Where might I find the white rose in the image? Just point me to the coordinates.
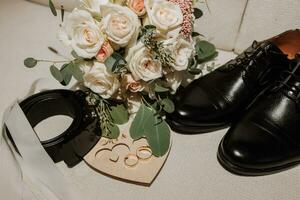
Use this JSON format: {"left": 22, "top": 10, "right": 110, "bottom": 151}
{"left": 145, "top": 0, "right": 183, "bottom": 37}
{"left": 100, "top": 3, "right": 140, "bottom": 48}
{"left": 83, "top": 62, "right": 120, "bottom": 99}
{"left": 164, "top": 71, "right": 182, "bottom": 94}
{"left": 166, "top": 37, "right": 194, "bottom": 71}
{"left": 58, "top": 8, "right": 105, "bottom": 58}
{"left": 126, "top": 42, "right": 162, "bottom": 81}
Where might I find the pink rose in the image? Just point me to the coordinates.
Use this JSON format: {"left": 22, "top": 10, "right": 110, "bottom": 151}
{"left": 127, "top": 0, "right": 146, "bottom": 16}
{"left": 96, "top": 41, "right": 114, "bottom": 62}
{"left": 122, "top": 74, "right": 145, "bottom": 92}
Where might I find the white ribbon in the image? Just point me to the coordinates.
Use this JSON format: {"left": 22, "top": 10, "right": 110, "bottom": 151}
{"left": 0, "top": 79, "right": 85, "bottom": 200}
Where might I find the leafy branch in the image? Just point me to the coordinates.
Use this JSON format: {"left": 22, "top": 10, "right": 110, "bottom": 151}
{"left": 140, "top": 25, "right": 174, "bottom": 66}
{"left": 86, "top": 91, "right": 129, "bottom": 139}
{"left": 188, "top": 39, "right": 218, "bottom": 75}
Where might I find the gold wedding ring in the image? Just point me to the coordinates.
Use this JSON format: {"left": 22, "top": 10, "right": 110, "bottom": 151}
{"left": 124, "top": 154, "right": 139, "bottom": 167}
{"left": 136, "top": 146, "right": 152, "bottom": 161}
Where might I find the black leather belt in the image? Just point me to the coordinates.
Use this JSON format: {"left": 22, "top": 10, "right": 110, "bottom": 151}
{"left": 7, "top": 89, "right": 101, "bottom": 167}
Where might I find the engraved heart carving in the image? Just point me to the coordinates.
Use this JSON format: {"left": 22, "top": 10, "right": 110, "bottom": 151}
{"left": 84, "top": 121, "right": 171, "bottom": 185}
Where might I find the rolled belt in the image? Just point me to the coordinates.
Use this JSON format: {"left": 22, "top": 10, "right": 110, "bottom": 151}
{"left": 7, "top": 89, "right": 102, "bottom": 167}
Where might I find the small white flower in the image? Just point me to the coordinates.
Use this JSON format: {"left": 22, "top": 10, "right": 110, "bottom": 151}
{"left": 126, "top": 42, "right": 162, "bottom": 81}
{"left": 83, "top": 62, "right": 120, "bottom": 99}
{"left": 145, "top": 0, "right": 183, "bottom": 37}
{"left": 166, "top": 37, "right": 194, "bottom": 71}
{"left": 100, "top": 3, "right": 141, "bottom": 48}
{"left": 58, "top": 8, "right": 105, "bottom": 58}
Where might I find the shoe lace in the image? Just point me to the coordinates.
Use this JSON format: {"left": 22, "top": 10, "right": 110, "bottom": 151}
{"left": 219, "top": 41, "right": 266, "bottom": 72}
{"left": 271, "top": 57, "right": 300, "bottom": 103}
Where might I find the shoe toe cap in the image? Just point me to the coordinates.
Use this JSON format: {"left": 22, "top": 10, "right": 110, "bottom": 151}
{"left": 172, "top": 86, "right": 220, "bottom": 121}
{"left": 219, "top": 121, "right": 289, "bottom": 171}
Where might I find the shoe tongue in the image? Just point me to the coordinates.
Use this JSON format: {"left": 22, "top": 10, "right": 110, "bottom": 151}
{"left": 263, "top": 41, "right": 286, "bottom": 56}
{"left": 243, "top": 41, "right": 286, "bottom": 59}
{"left": 262, "top": 41, "right": 285, "bottom": 55}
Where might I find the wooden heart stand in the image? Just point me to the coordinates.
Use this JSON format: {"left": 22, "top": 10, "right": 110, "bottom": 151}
{"left": 84, "top": 121, "right": 172, "bottom": 185}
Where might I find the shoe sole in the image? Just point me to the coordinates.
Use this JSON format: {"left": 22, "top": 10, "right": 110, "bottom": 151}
{"left": 167, "top": 118, "right": 230, "bottom": 134}
{"left": 217, "top": 139, "right": 300, "bottom": 176}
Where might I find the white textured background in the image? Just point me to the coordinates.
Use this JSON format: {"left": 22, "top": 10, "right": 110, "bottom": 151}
{"left": 0, "top": 0, "right": 299, "bottom": 200}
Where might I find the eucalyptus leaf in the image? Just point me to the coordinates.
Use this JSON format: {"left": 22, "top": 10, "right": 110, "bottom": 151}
{"left": 188, "top": 56, "right": 202, "bottom": 75}
{"left": 129, "top": 104, "right": 155, "bottom": 140}
{"left": 192, "top": 32, "right": 205, "bottom": 38}
{"left": 191, "top": 32, "right": 200, "bottom": 37}
{"left": 60, "top": 64, "right": 72, "bottom": 86}
{"left": 104, "top": 55, "right": 116, "bottom": 71}
{"left": 48, "top": 46, "right": 58, "bottom": 54}
{"left": 144, "top": 117, "right": 170, "bottom": 157}
{"left": 61, "top": 5, "right": 64, "bottom": 22}
{"left": 49, "top": 0, "right": 57, "bottom": 16}
{"left": 24, "top": 58, "right": 37, "bottom": 68}
{"left": 71, "top": 50, "right": 80, "bottom": 59}
{"left": 188, "top": 68, "right": 202, "bottom": 75}
{"left": 195, "top": 40, "right": 218, "bottom": 63}
{"left": 161, "top": 98, "right": 175, "bottom": 113}
{"left": 154, "top": 84, "right": 169, "bottom": 93}
{"left": 70, "top": 62, "right": 84, "bottom": 82}
{"left": 193, "top": 8, "right": 203, "bottom": 19}
{"left": 103, "top": 123, "right": 120, "bottom": 139}
{"left": 110, "top": 104, "right": 129, "bottom": 125}
{"left": 50, "top": 65, "right": 63, "bottom": 82}
{"left": 105, "top": 52, "right": 127, "bottom": 74}
{"left": 151, "top": 102, "right": 159, "bottom": 110}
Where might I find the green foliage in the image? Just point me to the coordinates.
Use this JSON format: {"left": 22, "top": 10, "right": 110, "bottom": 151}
{"left": 71, "top": 50, "right": 81, "bottom": 59}
{"left": 60, "top": 63, "right": 72, "bottom": 85}
{"left": 103, "top": 123, "right": 120, "bottom": 139}
{"left": 144, "top": 116, "right": 170, "bottom": 157}
{"left": 48, "top": 46, "right": 58, "bottom": 54}
{"left": 110, "top": 104, "right": 129, "bottom": 125}
{"left": 191, "top": 32, "right": 201, "bottom": 37}
{"left": 69, "top": 61, "right": 84, "bottom": 82}
{"left": 188, "top": 56, "right": 202, "bottom": 75}
{"left": 49, "top": 0, "right": 57, "bottom": 16}
{"left": 130, "top": 103, "right": 171, "bottom": 157}
{"left": 140, "top": 25, "right": 174, "bottom": 66}
{"left": 195, "top": 40, "right": 218, "bottom": 63}
{"left": 130, "top": 104, "right": 154, "bottom": 140}
{"left": 24, "top": 58, "right": 38, "bottom": 68}
{"left": 50, "top": 65, "right": 63, "bottom": 82}
{"left": 86, "top": 92, "right": 125, "bottom": 139}
{"left": 105, "top": 52, "right": 127, "bottom": 74}
{"left": 193, "top": 8, "right": 203, "bottom": 19}
{"left": 154, "top": 84, "right": 169, "bottom": 93}
{"left": 188, "top": 40, "right": 218, "bottom": 75}
{"left": 61, "top": 5, "right": 65, "bottom": 22}
{"left": 161, "top": 98, "right": 175, "bottom": 113}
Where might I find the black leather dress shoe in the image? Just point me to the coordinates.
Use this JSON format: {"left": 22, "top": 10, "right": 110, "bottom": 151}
{"left": 167, "top": 30, "right": 300, "bottom": 134}
{"left": 218, "top": 57, "right": 300, "bottom": 175}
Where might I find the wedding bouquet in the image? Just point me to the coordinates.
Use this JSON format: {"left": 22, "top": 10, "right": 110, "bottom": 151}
{"left": 24, "top": 0, "right": 218, "bottom": 157}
